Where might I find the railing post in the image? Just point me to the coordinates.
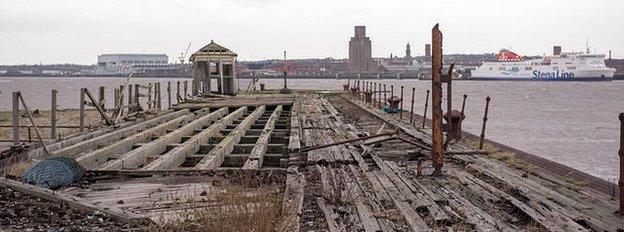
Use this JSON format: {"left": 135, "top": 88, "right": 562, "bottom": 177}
{"left": 184, "top": 80, "right": 188, "bottom": 101}
{"left": 167, "top": 81, "right": 172, "bottom": 108}
{"left": 373, "top": 83, "right": 377, "bottom": 108}
{"left": 128, "top": 84, "right": 133, "bottom": 109}
{"left": 12, "top": 92, "right": 20, "bottom": 145}
{"left": 51, "top": 90, "right": 58, "bottom": 140}
{"left": 383, "top": 84, "right": 387, "bottom": 108}
{"left": 479, "top": 96, "right": 491, "bottom": 150}
{"left": 410, "top": 87, "right": 415, "bottom": 124}
{"left": 79, "top": 88, "right": 85, "bottom": 132}
{"left": 422, "top": 90, "right": 429, "bottom": 128}
{"left": 399, "top": 86, "right": 404, "bottom": 120}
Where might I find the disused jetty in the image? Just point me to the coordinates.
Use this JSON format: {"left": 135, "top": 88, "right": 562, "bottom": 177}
{"left": 1, "top": 26, "right": 623, "bottom": 231}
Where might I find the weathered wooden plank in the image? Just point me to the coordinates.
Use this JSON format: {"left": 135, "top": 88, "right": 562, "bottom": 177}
{"left": 243, "top": 105, "right": 283, "bottom": 169}
{"left": 277, "top": 166, "right": 306, "bottom": 231}
{"left": 101, "top": 108, "right": 228, "bottom": 170}
{"left": 48, "top": 109, "right": 190, "bottom": 158}
{"left": 142, "top": 107, "right": 247, "bottom": 170}
{"left": 0, "top": 177, "right": 150, "bottom": 225}
{"left": 194, "top": 106, "right": 266, "bottom": 169}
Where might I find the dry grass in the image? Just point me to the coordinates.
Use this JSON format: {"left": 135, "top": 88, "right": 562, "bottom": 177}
{"left": 489, "top": 151, "right": 535, "bottom": 174}
{"left": 149, "top": 182, "right": 283, "bottom": 232}
{"left": 0, "top": 156, "right": 33, "bottom": 179}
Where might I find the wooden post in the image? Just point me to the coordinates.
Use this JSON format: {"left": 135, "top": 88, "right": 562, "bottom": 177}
{"left": 113, "top": 88, "right": 119, "bottom": 110}
{"left": 460, "top": 94, "right": 467, "bottom": 116}
{"left": 79, "top": 88, "right": 85, "bottom": 132}
{"left": 184, "top": 80, "right": 188, "bottom": 101}
{"left": 431, "top": 24, "right": 444, "bottom": 176}
{"left": 410, "top": 87, "right": 415, "bottom": 124}
{"left": 167, "top": 81, "right": 172, "bottom": 108}
{"left": 176, "top": 81, "right": 181, "bottom": 104}
{"left": 12, "top": 92, "right": 20, "bottom": 145}
{"left": 479, "top": 97, "right": 491, "bottom": 150}
{"left": 18, "top": 94, "right": 49, "bottom": 154}
{"left": 147, "top": 83, "right": 153, "bottom": 109}
{"left": 98, "top": 86, "right": 105, "bottom": 111}
{"left": 156, "top": 82, "right": 162, "bottom": 110}
{"left": 399, "top": 86, "right": 404, "bottom": 119}
{"left": 422, "top": 90, "right": 430, "bottom": 128}
{"left": 128, "top": 84, "right": 133, "bottom": 109}
{"left": 84, "top": 89, "right": 113, "bottom": 126}
{"left": 619, "top": 113, "right": 624, "bottom": 215}
{"left": 51, "top": 90, "right": 58, "bottom": 140}
{"left": 134, "top": 84, "right": 140, "bottom": 111}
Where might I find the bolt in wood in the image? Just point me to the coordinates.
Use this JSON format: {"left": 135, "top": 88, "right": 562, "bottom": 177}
{"left": 479, "top": 96, "right": 491, "bottom": 150}
{"left": 410, "top": 87, "right": 415, "bottom": 124}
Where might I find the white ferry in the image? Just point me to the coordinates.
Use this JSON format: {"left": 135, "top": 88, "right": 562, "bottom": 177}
{"left": 471, "top": 48, "right": 614, "bottom": 81}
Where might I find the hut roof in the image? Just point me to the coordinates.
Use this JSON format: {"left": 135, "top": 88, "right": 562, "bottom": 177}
{"left": 190, "top": 40, "right": 237, "bottom": 62}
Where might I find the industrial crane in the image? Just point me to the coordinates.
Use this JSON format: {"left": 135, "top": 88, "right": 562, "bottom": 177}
{"left": 178, "top": 42, "right": 191, "bottom": 65}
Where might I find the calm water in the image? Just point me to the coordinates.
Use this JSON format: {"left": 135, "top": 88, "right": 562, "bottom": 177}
{"left": 1, "top": 76, "right": 623, "bottom": 181}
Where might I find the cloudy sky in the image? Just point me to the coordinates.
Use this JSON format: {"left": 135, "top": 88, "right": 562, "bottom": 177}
{"left": 1, "top": 0, "right": 623, "bottom": 64}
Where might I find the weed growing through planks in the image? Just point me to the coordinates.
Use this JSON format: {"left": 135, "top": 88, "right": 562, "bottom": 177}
{"left": 149, "top": 179, "right": 282, "bottom": 232}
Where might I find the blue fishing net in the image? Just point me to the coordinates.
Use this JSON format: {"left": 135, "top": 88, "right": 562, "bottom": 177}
{"left": 22, "top": 157, "right": 85, "bottom": 190}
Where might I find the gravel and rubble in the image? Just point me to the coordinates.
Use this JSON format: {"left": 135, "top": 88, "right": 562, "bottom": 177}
{"left": 0, "top": 187, "right": 144, "bottom": 232}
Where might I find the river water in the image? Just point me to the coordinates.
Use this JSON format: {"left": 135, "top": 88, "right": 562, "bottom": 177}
{"left": 1, "top": 76, "right": 623, "bottom": 181}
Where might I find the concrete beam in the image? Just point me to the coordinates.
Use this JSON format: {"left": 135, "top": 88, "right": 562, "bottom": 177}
{"left": 143, "top": 107, "right": 248, "bottom": 170}
{"left": 100, "top": 108, "right": 228, "bottom": 170}
{"left": 195, "top": 106, "right": 266, "bottom": 169}
{"left": 48, "top": 110, "right": 190, "bottom": 158}
{"left": 243, "top": 105, "right": 283, "bottom": 169}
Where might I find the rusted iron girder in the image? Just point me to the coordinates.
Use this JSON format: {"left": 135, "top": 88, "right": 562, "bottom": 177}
{"left": 479, "top": 96, "right": 491, "bottom": 149}
{"left": 431, "top": 24, "right": 444, "bottom": 176}
{"left": 298, "top": 132, "right": 397, "bottom": 153}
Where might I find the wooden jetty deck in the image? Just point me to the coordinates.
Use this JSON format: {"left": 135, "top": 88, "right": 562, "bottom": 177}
{"left": 3, "top": 91, "right": 621, "bottom": 231}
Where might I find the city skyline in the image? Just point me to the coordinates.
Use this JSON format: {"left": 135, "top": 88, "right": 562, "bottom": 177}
{"left": 1, "top": 0, "right": 623, "bottom": 64}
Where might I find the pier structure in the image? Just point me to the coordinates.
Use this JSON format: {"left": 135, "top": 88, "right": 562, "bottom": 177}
{"left": 190, "top": 40, "right": 238, "bottom": 95}
{"left": 1, "top": 26, "right": 623, "bottom": 231}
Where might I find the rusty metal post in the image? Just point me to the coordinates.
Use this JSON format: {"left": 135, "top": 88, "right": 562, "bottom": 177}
{"left": 410, "top": 87, "right": 415, "bottom": 124}
{"left": 51, "top": 90, "right": 57, "bottom": 140}
{"left": 12, "top": 92, "right": 20, "bottom": 145}
{"left": 79, "top": 88, "right": 85, "bottom": 132}
{"left": 431, "top": 24, "right": 444, "bottom": 176}
{"left": 390, "top": 85, "right": 394, "bottom": 99}
{"left": 373, "top": 83, "right": 377, "bottom": 107}
{"left": 383, "top": 84, "right": 387, "bottom": 108}
{"left": 461, "top": 94, "right": 467, "bottom": 116}
{"left": 479, "top": 96, "right": 491, "bottom": 150}
{"left": 399, "top": 86, "right": 404, "bottom": 120}
{"left": 618, "top": 113, "right": 624, "bottom": 214}
{"left": 422, "top": 90, "right": 430, "bottom": 128}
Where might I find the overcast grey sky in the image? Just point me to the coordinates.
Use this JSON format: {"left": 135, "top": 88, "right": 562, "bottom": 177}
{"left": 1, "top": 0, "right": 623, "bottom": 64}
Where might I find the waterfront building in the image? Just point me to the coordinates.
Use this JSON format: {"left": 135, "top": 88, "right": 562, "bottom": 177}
{"left": 348, "top": 26, "right": 374, "bottom": 73}
{"left": 96, "top": 54, "right": 169, "bottom": 75}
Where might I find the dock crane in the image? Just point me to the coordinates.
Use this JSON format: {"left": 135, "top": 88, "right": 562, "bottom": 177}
{"left": 179, "top": 42, "right": 192, "bottom": 65}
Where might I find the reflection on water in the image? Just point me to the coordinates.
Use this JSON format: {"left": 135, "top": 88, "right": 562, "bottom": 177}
{"left": 1, "top": 76, "right": 623, "bottom": 181}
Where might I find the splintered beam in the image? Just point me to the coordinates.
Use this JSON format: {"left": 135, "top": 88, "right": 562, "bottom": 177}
{"left": 143, "top": 107, "right": 248, "bottom": 170}
{"left": 431, "top": 24, "right": 444, "bottom": 176}
{"left": 195, "top": 106, "right": 266, "bottom": 169}
{"left": 100, "top": 107, "right": 228, "bottom": 170}
{"left": 243, "top": 105, "right": 283, "bottom": 169}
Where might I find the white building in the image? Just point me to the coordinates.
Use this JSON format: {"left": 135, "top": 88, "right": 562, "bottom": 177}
{"left": 96, "top": 54, "right": 168, "bottom": 75}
